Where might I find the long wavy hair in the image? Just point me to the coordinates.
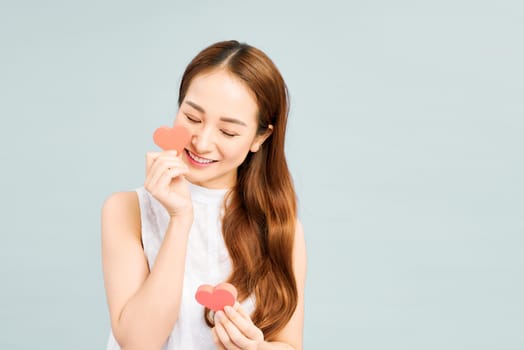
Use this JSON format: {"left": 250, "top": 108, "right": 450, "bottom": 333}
{"left": 177, "top": 40, "right": 298, "bottom": 340}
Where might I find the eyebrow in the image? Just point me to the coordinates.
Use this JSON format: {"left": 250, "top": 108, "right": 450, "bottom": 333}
{"left": 185, "top": 100, "right": 247, "bottom": 127}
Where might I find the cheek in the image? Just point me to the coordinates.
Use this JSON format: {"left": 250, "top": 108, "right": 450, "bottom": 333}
{"left": 173, "top": 113, "right": 188, "bottom": 127}
{"left": 221, "top": 140, "right": 252, "bottom": 161}
{"left": 173, "top": 114, "right": 199, "bottom": 136}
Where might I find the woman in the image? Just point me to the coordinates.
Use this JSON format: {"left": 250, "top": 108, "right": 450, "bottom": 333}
{"left": 101, "top": 40, "right": 307, "bottom": 350}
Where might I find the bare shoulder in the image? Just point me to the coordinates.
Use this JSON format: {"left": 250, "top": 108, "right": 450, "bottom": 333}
{"left": 102, "top": 191, "right": 140, "bottom": 220}
{"left": 101, "top": 191, "right": 141, "bottom": 241}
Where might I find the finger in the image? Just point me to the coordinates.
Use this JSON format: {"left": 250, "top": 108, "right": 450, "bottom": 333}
{"left": 215, "top": 311, "right": 248, "bottom": 349}
{"left": 146, "top": 150, "right": 178, "bottom": 174}
{"left": 146, "top": 152, "right": 161, "bottom": 174}
{"left": 214, "top": 316, "right": 242, "bottom": 350}
{"left": 211, "top": 327, "right": 226, "bottom": 350}
{"left": 157, "top": 166, "right": 189, "bottom": 189}
{"left": 146, "top": 157, "right": 187, "bottom": 188}
{"left": 163, "top": 150, "right": 179, "bottom": 159}
{"left": 224, "top": 305, "right": 262, "bottom": 341}
{"left": 146, "top": 152, "right": 169, "bottom": 185}
{"left": 233, "top": 302, "right": 250, "bottom": 321}
{"left": 145, "top": 161, "right": 178, "bottom": 189}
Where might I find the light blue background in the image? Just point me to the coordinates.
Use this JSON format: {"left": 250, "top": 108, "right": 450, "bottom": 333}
{"left": 1, "top": 1, "right": 523, "bottom": 349}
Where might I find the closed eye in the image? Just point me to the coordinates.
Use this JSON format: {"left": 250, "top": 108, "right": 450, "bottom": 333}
{"left": 185, "top": 114, "right": 201, "bottom": 123}
{"left": 221, "top": 130, "right": 238, "bottom": 137}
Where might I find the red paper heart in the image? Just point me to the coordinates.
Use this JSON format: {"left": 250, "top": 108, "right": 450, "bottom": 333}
{"left": 195, "top": 283, "right": 238, "bottom": 311}
{"left": 153, "top": 125, "right": 191, "bottom": 153}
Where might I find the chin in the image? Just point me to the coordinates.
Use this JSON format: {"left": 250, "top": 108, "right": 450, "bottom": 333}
{"left": 186, "top": 171, "right": 236, "bottom": 189}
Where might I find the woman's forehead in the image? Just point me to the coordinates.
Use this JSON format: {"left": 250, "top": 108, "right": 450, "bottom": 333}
{"left": 184, "top": 70, "right": 259, "bottom": 125}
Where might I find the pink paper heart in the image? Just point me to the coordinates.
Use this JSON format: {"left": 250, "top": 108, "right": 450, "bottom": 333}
{"left": 153, "top": 125, "right": 191, "bottom": 153}
{"left": 195, "top": 283, "right": 238, "bottom": 311}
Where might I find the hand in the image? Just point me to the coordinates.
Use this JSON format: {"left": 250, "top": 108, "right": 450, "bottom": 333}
{"left": 212, "top": 302, "right": 265, "bottom": 350}
{"left": 144, "top": 150, "right": 192, "bottom": 218}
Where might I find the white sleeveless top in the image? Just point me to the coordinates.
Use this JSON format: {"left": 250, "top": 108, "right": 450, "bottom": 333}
{"left": 106, "top": 182, "right": 256, "bottom": 350}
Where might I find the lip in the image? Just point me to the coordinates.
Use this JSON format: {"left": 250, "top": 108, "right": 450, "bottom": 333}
{"left": 185, "top": 149, "right": 217, "bottom": 168}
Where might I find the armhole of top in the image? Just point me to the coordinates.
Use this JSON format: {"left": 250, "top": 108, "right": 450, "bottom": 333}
{"left": 129, "top": 189, "right": 144, "bottom": 251}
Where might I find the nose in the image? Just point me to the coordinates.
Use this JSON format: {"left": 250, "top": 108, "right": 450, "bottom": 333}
{"left": 191, "top": 126, "right": 215, "bottom": 154}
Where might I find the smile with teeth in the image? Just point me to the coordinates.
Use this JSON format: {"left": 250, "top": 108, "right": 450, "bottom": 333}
{"left": 186, "top": 149, "right": 217, "bottom": 164}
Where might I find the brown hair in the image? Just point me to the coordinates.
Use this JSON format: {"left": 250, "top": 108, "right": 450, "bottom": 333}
{"left": 178, "top": 40, "right": 298, "bottom": 340}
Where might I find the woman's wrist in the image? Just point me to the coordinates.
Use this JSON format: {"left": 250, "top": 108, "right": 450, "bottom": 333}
{"left": 168, "top": 210, "right": 194, "bottom": 228}
{"left": 169, "top": 205, "right": 193, "bottom": 218}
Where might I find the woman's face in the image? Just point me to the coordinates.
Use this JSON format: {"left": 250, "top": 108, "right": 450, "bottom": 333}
{"left": 174, "top": 69, "right": 271, "bottom": 189}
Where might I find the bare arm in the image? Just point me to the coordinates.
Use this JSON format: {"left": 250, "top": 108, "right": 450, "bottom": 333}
{"left": 101, "top": 191, "right": 193, "bottom": 350}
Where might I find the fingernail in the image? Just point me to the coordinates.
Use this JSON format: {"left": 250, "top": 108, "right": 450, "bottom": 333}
{"left": 224, "top": 305, "right": 232, "bottom": 314}
{"left": 215, "top": 311, "right": 223, "bottom": 321}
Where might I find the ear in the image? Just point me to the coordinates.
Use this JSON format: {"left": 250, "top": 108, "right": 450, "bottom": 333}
{"left": 250, "top": 125, "right": 273, "bottom": 152}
